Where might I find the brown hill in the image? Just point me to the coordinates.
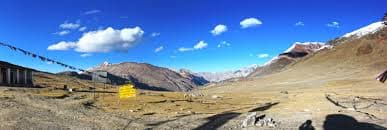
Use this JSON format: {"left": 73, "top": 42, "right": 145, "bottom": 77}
{"left": 248, "top": 42, "right": 329, "bottom": 77}
{"left": 89, "top": 62, "right": 208, "bottom": 92}
{"left": 197, "top": 23, "right": 387, "bottom": 129}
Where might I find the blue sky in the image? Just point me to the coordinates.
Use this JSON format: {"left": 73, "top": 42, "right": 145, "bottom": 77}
{"left": 0, "top": 0, "right": 386, "bottom": 73}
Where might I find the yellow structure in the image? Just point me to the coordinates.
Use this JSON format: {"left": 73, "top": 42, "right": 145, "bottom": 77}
{"left": 119, "top": 84, "right": 136, "bottom": 99}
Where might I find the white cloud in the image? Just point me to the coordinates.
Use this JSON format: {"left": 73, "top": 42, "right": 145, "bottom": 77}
{"left": 240, "top": 18, "right": 262, "bottom": 28}
{"left": 211, "top": 24, "right": 227, "bottom": 36}
{"left": 178, "top": 47, "right": 194, "bottom": 52}
{"left": 55, "top": 30, "right": 70, "bottom": 36}
{"left": 48, "top": 27, "right": 144, "bottom": 53}
{"left": 217, "top": 41, "right": 231, "bottom": 48}
{"left": 154, "top": 46, "right": 164, "bottom": 53}
{"left": 258, "top": 53, "right": 269, "bottom": 58}
{"left": 60, "top": 21, "right": 80, "bottom": 30}
{"left": 80, "top": 53, "right": 92, "bottom": 57}
{"left": 295, "top": 21, "right": 305, "bottom": 26}
{"left": 194, "top": 41, "right": 208, "bottom": 49}
{"left": 327, "top": 21, "right": 340, "bottom": 28}
{"left": 83, "top": 10, "right": 100, "bottom": 15}
{"left": 47, "top": 41, "right": 76, "bottom": 51}
{"left": 178, "top": 40, "right": 208, "bottom": 52}
{"left": 78, "top": 27, "right": 87, "bottom": 32}
{"left": 151, "top": 32, "right": 160, "bottom": 37}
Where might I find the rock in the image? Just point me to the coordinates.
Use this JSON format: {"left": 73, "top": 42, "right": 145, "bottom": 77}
{"left": 280, "top": 91, "right": 288, "bottom": 94}
{"left": 255, "top": 121, "right": 263, "bottom": 127}
{"left": 184, "top": 93, "right": 204, "bottom": 98}
{"left": 254, "top": 115, "right": 278, "bottom": 128}
{"left": 267, "top": 121, "right": 276, "bottom": 128}
{"left": 211, "top": 95, "right": 221, "bottom": 99}
{"left": 241, "top": 113, "right": 279, "bottom": 128}
{"left": 241, "top": 112, "right": 257, "bottom": 128}
{"left": 187, "top": 111, "right": 195, "bottom": 114}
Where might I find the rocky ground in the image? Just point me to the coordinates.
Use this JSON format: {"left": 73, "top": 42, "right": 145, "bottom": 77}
{"left": 0, "top": 72, "right": 386, "bottom": 130}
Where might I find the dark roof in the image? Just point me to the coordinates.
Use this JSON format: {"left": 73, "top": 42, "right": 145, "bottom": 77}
{"left": 0, "top": 61, "right": 34, "bottom": 70}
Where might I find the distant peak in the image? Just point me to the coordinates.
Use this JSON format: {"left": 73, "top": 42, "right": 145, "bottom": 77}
{"left": 100, "top": 61, "right": 112, "bottom": 67}
{"left": 247, "top": 64, "right": 258, "bottom": 69}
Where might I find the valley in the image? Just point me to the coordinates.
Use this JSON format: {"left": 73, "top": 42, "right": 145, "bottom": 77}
{"left": 1, "top": 20, "right": 386, "bottom": 129}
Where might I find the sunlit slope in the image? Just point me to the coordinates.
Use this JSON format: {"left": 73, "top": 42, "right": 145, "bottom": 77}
{"left": 202, "top": 26, "right": 387, "bottom": 94}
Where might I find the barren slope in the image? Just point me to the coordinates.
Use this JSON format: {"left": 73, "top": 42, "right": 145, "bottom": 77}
{"left": 195, "top": 25, "right": 387, "bottom": 129}
{"left": 90, "top": 62, "right": 208, "bottom": 92}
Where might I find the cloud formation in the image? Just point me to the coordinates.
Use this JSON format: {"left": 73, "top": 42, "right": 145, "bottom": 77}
{"left": 151, "top": 32, "right": 161, "bottom": 37}
{"left": 258, "top": 53, "right": 269, "bottom": 58}
{"left": 83, "top": 10, "right": 101, "bottom": 15}
{"left": 78, "top": 27, "right": 87, "bottom": 32}
{"left": 80, "top": 53, "right": 92, "bottom": 57}
{"left": 211, "top": 24, "right": 227, "bottom": 36}
{"left": 154, "top": 46, "right": 164, "bottom": 53}
{"left": 240, "top": 18, "right": 262, "bottom": 28}
{"left": 48, "top": 27, "right": 144, "bottom": 53}
{"left": 59, "top": 21, "right": 80, "bottom": 30}
{"left": 217, "top": 41, "right": 231, "bottom": 48}
{"left": 178, "top": 40, "right": 208, "bottom": 52}
{"left": 327, "top": 21, "right": 340, "bottom": 28}
{"left": 47, "top": 41, "right": 76, "bottom": 51}
{"left": 295, "top": 21, "right": 305, "bottom": 26}
{"left": 54, "top": 30, "right": 70, "bottom": 36}
{"left": 194, "top": 41, "right": 208, "bottom": 49}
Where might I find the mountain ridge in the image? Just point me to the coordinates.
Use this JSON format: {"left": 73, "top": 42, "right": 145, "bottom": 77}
{"left": 88, "top": 62, "right": 209, "bottom": 91}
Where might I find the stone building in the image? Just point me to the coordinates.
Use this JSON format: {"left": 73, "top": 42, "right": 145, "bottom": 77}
{"left": 0, "top": 61, "right": 34, "bottom": 87}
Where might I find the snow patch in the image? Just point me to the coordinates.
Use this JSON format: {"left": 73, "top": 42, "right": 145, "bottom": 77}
{"left": 284, "top": 42, "right": 325, "bottom": 53}
{"left": 264, "top": 56, "right": 279, "bottom": 66}
{"left": 264, "top": 42, "right": 331, "bottom": 67}
{"left": 343, "top": 21, "right": 385, "bottom": 38}
{"left": 101, "top": 61, "right": 112, "bottom": 67}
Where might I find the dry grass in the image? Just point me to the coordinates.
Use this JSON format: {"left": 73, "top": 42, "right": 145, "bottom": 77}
{"left": 1, "top": 29, "right": 385, "bottom": 129}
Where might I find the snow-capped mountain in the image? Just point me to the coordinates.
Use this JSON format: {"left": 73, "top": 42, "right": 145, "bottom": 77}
{"left": 264, "top": 42, "right": 330, "bottom": 66}
{"left": 100, "top": 61, "right": 112, "bottom": 67}
{"left": 249, "top": 42, "right": 331, "bottom": 77}
{"left": 342, "top": 21, "right": 385, "bottom": 38}
{"left": 194, "top": 64, "right": 258, "bottom": 82}
{"left": 284, "top": 42, "right": 329, "bottom": 53}
{"left": 328, "top": 21, "right": 386, "bottom": 46}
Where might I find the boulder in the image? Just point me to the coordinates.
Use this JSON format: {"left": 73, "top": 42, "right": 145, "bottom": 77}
{"left": 241, "top": 112, "right": 257, "bottom": 128}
